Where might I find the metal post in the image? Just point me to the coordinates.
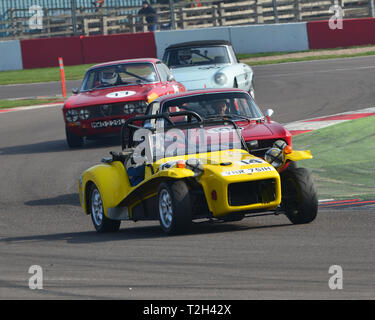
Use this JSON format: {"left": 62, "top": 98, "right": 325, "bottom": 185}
{"left": 71, "top": 0, "right": 77, "bottom": 35}
{"left": 272, "top": 0, "right": 279, "bottom": 23}
{"left": 169, "top": 0, "right": 176, "bottom": 30}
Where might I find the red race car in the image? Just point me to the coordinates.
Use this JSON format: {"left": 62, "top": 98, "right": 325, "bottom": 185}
{"left": 62, "top": 58, "right": 186, "bottom": 147}
{"left": 145, "top": 88, "right": 292, "bottom": 164}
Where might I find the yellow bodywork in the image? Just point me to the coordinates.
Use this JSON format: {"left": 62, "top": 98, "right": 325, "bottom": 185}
{"left": 79, "top": 148, "right": 312, "bottom": 220}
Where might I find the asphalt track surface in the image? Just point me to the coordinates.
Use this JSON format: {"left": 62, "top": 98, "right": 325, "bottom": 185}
{"left": 0, "top": 57, "right": 374, "bottom": 299}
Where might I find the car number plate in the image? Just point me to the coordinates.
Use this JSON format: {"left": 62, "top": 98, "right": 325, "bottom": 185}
{"left": 91, "top": 118, "right": 126, "bottom": 129}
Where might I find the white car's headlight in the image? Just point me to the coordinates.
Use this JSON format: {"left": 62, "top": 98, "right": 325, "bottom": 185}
{"left": 214, "top": 72, "right": 227, "bottom": 86}
{"left": 66, "top": 109, "right": 78, "bottom": 122}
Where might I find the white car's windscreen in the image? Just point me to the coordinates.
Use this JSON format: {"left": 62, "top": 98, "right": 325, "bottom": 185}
{"left": 164, "top": 46, "right": 230, "bottom": 68}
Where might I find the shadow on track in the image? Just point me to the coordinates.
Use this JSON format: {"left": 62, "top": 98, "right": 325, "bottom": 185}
{"left": 24, "top": 193, "right": 80, "bottom": 207}
{"left": 0, "top": 137, "right": 121, "bottom": 155}
{"left": 0, "top": 222, "right": 291, "bottom": 244}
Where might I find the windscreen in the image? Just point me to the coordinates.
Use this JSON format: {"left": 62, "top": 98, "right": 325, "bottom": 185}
{"left": 164, "top": 46, "right": 230, "bottom": 68}
{"left": 161, "top": 92, "right": 263, "bottom": 123}
{"left": 81, "top": 62, "right": 158, "bottom": 91}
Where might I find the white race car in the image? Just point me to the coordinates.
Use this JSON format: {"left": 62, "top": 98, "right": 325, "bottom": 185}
{"left": 163, "top": 40, "right": 254, "bottom": 98}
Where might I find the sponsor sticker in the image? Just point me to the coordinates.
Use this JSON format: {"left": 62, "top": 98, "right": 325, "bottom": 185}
{"left": 106, "top": 91, "right": 136, "bottom": 98}
{"left": 221, "top": 166, "right": 274, "bottom": 176}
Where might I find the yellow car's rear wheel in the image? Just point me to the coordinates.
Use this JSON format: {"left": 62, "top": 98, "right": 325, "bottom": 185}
{"left": 90, "top": 185, "right": 120, "bottom": 233}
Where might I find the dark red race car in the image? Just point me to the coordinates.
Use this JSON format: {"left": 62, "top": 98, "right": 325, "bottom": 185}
{"left": 62, "top": 58, "right": 186, "bottom": 147}
{"left": 145, "top": 88, "right": 292, "bottom": 162}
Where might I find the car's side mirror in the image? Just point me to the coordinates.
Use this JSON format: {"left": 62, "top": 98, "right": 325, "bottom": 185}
{"left": 72, "top": 88, "right": 79, "bottom": 94}
{"left": 167, "top": 74, "right": 175, "bottom": 82}
{"left": 265, "top": 109, "right": 274, "bottom": 117}
{"left": 265, "top": 109, "right": 274, "bottom": 123}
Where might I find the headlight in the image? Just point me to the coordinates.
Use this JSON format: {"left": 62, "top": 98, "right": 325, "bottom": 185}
{"left": 273, "top": 140, "right": 287, "bottom": 150}
{"left": 265, "top": 147, "right": 284, "bottom": 168}
{"left": 214, "top": 72, "right": 227, "bottom": 86}
{"left": 79, "top": 109, "right": 90, "bottom": 120}
{"left": 124, "top": 103, "right": 135, "bottom": 114}
{"left": 65, "top": 109, "right": 78, "bottom": 122}
{"left": 186, "top": 158, "right": 204, "bottom": 176}
{"left": 137, "top": 101, "right": 148, "bottom": 114}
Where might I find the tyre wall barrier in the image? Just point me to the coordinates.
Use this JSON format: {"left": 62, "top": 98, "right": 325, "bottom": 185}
{"left": 19, "top": 32, "right": 157, "bottom": 70}
{"left": 0, "top": 40, "right": 23, "bottom": 71}
{"left": 307, "top": 18, "right": 375, "bottom": 49}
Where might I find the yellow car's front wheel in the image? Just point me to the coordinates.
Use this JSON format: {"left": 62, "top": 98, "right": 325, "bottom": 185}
{"left": 158, "top": 181, "right": 192, "bottom": 234}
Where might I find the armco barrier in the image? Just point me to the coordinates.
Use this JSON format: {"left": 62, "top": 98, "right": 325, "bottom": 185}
{"left": 20, "top": 36, "right": 83, "bottom": 69}
{"left": 81, "top": 32, "right": 156, "bottom": 64}
{"left": 307, "top": 18, "right": 375, "bottom": 50}
{"left": 229, "top": 23, "right": 309, "bottom": 54}
{"left": 0, "top": 40, "right": 23, "bottom": 71}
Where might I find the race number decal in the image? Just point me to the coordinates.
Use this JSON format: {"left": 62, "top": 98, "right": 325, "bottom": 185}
{"left": 106, "top": 91, "right": 136, "bottom": 98}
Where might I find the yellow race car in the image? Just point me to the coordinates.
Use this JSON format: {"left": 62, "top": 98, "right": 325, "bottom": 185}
{"left": 79, "top": 111, "right": 318, "bottom": 234}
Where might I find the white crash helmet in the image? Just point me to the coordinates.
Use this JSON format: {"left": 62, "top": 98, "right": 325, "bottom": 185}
{"left": 101, "top": 70, "right": 118, "bottom": 85}
{"left": 178, "top": 49, "right": 192, "bottom": 65}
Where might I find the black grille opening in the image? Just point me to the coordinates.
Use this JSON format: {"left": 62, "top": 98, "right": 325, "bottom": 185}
{"left": 248, "top": 139, "right": 279, "bottom": 158}
{"left": 228, "top": 179, "right": 276, "bottom": 206}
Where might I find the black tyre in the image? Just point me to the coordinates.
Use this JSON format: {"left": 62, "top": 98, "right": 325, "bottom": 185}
{"left": 66, "top": 127, "right": 84, "bottom": 148}
{"left": 89, "top": 185, "right": 121, "bottom": 233}
{"left": 281, "top": 167, "right": 318, "bottom": 224}
{"left": 158, "top": 181, "right": 192, "bottom": 234}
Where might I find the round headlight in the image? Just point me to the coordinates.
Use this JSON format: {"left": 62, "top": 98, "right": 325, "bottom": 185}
{"left": 79, "top": 109, "right": 90, "bottom": 120}
{"left": 214, "top": 73, "right": 227, "bottom": 86}
{"left": 273, "top": 140, "right": 287, "bottom": 150}
{"left": 66, "top": 109, "right": 78, "bottom": 122}
{"left": 265, "top": 147, "right": 284, "bottom": 168}
{"left": 124, "top": 103, "right": 135, "bottom": 115}
{"left": 137, "top": 101, "right": 148, "bottom": 114}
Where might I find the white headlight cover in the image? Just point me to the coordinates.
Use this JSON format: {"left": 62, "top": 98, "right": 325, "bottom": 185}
{"left": 265, "top": 147, "right": 284, "bottom": 168}
{"left": 273, "top": 140, "right": 287, "bottom": 150}
{"left": 79, "top": 109, "right": 90, "bottom": 120}
{"left": 124, "top": 103, "right": 135, "bottom": 115}
{"left": 214, "top": 72, "right": 227, "bottom": 86}
{"left": 66, "top": 109, "right": 78, "bottom": 122}
{"left": 137, "top": 101, "right": 148, "bottom": 114}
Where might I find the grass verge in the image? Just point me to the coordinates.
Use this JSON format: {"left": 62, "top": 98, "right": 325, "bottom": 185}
{"left": 0, "top": 64, "right": 94, "bottom": 85}
{"left": 292, "top": 116, "right": 375, "bottom": 200}
{"left": 0, "top": 98, "right": 64, "bottom": 109}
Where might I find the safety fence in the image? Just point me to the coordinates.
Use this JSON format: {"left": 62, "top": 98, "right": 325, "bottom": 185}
{"left": 0, "top": 0, "right": 374, "bottom": 39}
{"left": 2, "top": 16, "right": 375, "bottom": 71}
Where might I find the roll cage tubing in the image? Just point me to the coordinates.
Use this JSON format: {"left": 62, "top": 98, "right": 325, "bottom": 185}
{"left": 120, "top": 110, "right": 250, "bottom": 153}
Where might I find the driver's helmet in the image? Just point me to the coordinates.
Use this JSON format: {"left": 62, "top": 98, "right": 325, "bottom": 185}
{"left": 178, "top": 49, "right": 192, "bottom": 65}
{"left": 100, "top": 69, "right": 118, "bottom": 85}
{"left": 212, "top": 100, "right": 228, "bottom": 115}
